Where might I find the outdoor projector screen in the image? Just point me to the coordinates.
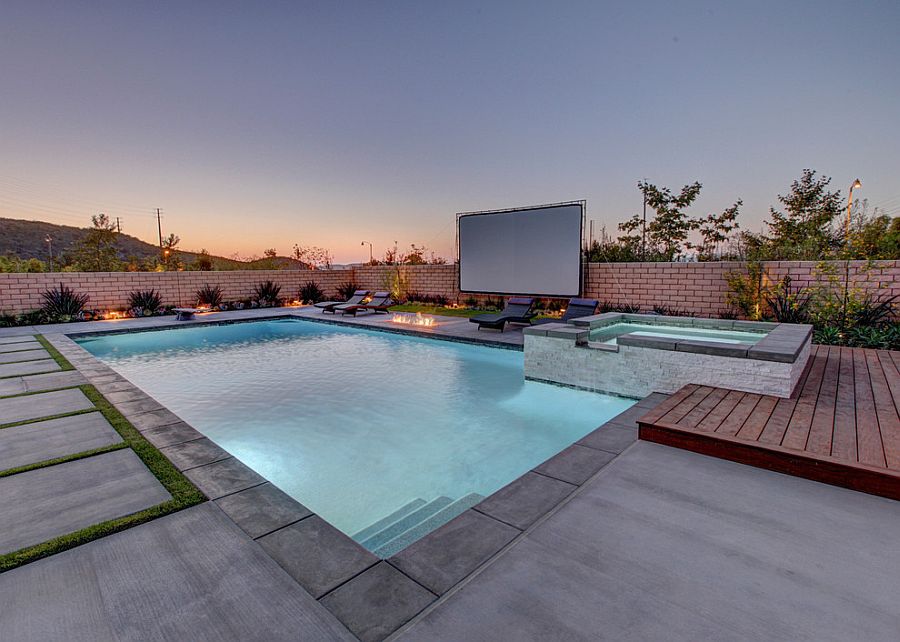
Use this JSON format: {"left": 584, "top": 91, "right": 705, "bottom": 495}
{"left": 458, "top": 202, "right": 584, "bottom": 297}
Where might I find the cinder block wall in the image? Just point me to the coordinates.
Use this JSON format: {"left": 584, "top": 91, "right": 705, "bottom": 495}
{"left": 1, "top": 260, "right": 897, "bottom": 317}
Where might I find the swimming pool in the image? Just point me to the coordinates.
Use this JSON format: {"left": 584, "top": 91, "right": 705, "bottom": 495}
{"left": 589, "top": 322, "right": 767, "bottom": 345}
{"left": 78, "top": 319, "right": 633, "bottom": 556}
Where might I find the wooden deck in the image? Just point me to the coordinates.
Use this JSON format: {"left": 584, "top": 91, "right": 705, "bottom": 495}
{"left": 638, "top": 345, "right": 900, "bottom": 500}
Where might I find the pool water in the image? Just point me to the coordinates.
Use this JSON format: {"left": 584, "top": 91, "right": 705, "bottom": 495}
{"left": 78, "top": 319, "right": 633, "bottom": 556}
{"left": 590, "top": 322, "right": 767, "bottom": 346}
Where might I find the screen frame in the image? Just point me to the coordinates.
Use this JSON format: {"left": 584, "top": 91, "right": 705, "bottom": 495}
{"left": 455, "top": 200, "right": 586, "bottom": 298}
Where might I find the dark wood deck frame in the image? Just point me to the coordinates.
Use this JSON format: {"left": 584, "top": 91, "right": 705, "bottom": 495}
{"left": 638, "top": 345, "right": 900, "bottom": 501}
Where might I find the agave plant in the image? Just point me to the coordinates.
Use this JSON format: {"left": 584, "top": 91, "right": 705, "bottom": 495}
{"left": 849, "top": 294, "right": 897, "bottom": 329}
{"left": 253, "top": 280, "right": 282, "bottom": 306}
{"left": 40, "top": 283, "right": 89, "bottom": 322}
{"left": 196, "top": 284, "right": 224, "bottom": 307}
{"left": 299, "top": 281, "right": 325, "bottom": 304}
{"left": 337, "top": 281, "right": 361, "bottom": 300}
{"left": 128, "top": 289, "right": 163, "bottom": 315}
{"left": 763, "top": 276, "right": 810, "bottom": 324}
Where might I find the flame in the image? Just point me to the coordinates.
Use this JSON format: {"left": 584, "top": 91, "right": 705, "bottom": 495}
{"left": 391, "top": 312, "right": 435, "bottom": 327}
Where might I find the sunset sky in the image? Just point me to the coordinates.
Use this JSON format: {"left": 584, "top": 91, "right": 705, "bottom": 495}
{"left": 1, "top": 1, "right": 899, "bottom": 263}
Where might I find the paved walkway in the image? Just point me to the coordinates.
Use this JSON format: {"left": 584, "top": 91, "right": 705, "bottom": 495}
{"left": 400, "top": 441, "right": 900, "bottom": 641}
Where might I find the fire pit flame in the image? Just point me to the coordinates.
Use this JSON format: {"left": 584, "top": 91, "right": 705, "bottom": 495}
{"left": 391, "top": 312, "right": 435, "bottom": 327}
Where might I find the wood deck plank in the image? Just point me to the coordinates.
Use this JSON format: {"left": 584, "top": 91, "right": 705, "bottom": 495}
{"left": 735, "top": 396, "right": 778, "bottom": 441}
{"left": 716, "top": 393, "right": 761, "bottom": 436}
{"left": 867, "top": 351, "right": 900, "bottom": 470}
{"left": 878, "top": 350, "right": 900, "bottom": 414}
{"left": 678, "top": 388, "right": 730, "bottom": 430}
{"left": 696, "top": 390, "right": 744, "bottom": 432}
{"left": 638, "top": 384, "right": 699, "bottom": 425}
{"left": 831, "top": 347, "right": 858, "bottom": 462}
{"left": 756, "top": 350, "right": 817, "bottom": 445}
{"left": 781, "top": 346, "right": 828, "bottom": 451}
{"left": 658, "top": 386, "right": 715, "bottom": 425}
{"left": 853, "top": 348, "right": 886, "bottom": 468}
{"left": 806, "top": 346, "right": 840, "bottom": 456}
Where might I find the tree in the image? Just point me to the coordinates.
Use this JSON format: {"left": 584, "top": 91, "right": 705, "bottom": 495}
{"left": 160, "top": 233, "right": 182, "bottom": 271}
{"left": 690, "top": 200, "right": 742, "bottom": 261}
{"left": 292, "top": 244, "right": 332, "bottom": 269}
{"left": 846, "top": 201, "right": 900, "bottom": 259}
{"left": 73, "top": 214, "right": 120, "bottom": 271}
{"left": 766, "top": 169, "right": 842, "bottom": 259}
{"left": 193, "top": 249, "right": 213, "bottom": 271}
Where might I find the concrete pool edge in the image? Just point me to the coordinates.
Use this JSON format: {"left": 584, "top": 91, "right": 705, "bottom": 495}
{"left": 38, "top": 314, "right": 667, "bottom": 641}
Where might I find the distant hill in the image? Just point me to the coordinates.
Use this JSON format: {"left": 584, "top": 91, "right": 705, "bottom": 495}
{"left": 0, "top": 217, "right": 309, "bottom": 270}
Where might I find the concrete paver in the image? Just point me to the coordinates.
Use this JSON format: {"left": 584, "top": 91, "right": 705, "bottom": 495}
{"left": 0, "top": 412, "right": 122, "bottom": 471}
{"left": 0, "top": 449, "right": 171, "bottom": 554}
{"left": 0, "top": 387, "right": 94, "bottom": 425}
{"left": 0, "top": 503, "right": 354, "bottom": 641}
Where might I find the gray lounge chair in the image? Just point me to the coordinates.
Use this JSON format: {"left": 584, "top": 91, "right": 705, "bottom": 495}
{"left": 532, "top": 298, "right": 599, "bottom": 325}
{"left": 314, "top": 290, "right": 369, "bottom": 314}
{"left": 338, "top": 291, "right": 393, "bottom": 316}
{"left": 469, "top": 297, "right": 537, "bottom": 332}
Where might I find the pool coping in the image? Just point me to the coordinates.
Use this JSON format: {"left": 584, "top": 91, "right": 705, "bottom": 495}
{"left": 42, "top": 315, "right": 665, "bottom": 641}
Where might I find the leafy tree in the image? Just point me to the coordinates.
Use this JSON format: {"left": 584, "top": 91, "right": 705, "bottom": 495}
{"left": 193, "top": 249, "right": 213, "bottom": 271}
{"left": 690, "top": 200, "right": 741, "bottom": 261}
{"left": 73, "top": 214, "right": 121, "bottom": 271}
{"left": 160, "top": 233, "right": 182, "bottom": 270}
{"left": 292, "top": 244, "right": 332, "bottom": 269}
{"left": 846, "top": 200, "right": 900, "bottom": 259}
{"left": 766, "top": 169, "right": 842, "bottom": 259}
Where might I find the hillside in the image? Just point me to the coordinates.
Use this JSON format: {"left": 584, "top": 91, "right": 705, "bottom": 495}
{"left": 0, "top": 217, "right": 308, "bottom": 270}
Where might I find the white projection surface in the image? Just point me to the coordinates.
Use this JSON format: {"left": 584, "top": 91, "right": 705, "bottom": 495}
{"left": 458, "top": 203, "right": 583, "bottom": 296}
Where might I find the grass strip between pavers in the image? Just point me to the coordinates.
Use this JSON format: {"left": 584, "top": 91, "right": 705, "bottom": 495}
{"left": 33, "top": 334, "right": 76, "bottom": 371}
{"left": 0, "top": 337, "right": 206, "bottom": 573}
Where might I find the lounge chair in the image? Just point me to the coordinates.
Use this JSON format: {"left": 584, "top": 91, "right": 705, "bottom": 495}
{"left": 338, "top": 291, "right": 393, "bottom": 316}
{"left": 173, "top": 307, "right": 200, "bottom": 321}
{"left": 469, "top": 297, "right": 536, "bottom": 332}
{"left": 314, "top": 290, "right": 369, "bottom": 314}
{"left": 532, "top": 298, "right": 599, "bottom": 325}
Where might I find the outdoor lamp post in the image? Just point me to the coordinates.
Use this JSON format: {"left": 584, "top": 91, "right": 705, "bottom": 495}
{"left": 361, "top": 240, "right": 373, "bottom": 263}
{"left": 846, "top": 178, "right": 862, "bottom": 240}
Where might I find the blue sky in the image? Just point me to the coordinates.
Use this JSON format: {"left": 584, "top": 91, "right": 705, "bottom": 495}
{"left": 1, "top": 1, "right": 898, "bottom": 262}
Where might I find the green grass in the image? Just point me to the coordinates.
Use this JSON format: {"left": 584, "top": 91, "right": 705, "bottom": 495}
{"left": 33, "top": 334, "right": 75, "bottom": 371}
{"left": 0, "top": 336, "right": 205, "bottom": 573}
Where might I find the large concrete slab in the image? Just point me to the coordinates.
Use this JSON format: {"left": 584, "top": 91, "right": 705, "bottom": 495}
{"left": 0, "top": 449, "right": 171, "bottom": 554}
{"left": 0, "top": 411, "right": 122, "bottom": 471}
{"left": 0, "top": 387, "right": 94, "bottom": 425}
{"left": 0, "top": 340, "right": 40, "bottom": 353}
{"left": 0, "top": 503, "right": 353, "bottom": 641}
{"left": 0, "top": 348, "right": 49, "bottom": 364}
{"left": 401, "top": 442, "right": 900, "bottom": 641}
{"left": 0, "top": 359, "right": 60, "bottom": 378}
{"left": 0, "top": 335, "right": 37, "bottom": 345}
{"left": 22, "top": 369, "right": 88, "bottom": 392}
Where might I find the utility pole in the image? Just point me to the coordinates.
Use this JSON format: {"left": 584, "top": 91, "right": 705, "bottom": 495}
{"left": 156, "top": 208, "right": 164, "bottom": 257}
{"left": 641, "top": 179, "right": 647, "bottom": 261}
{"left": 45, "top": 235, "right": 54, "bottom": 272}
{"left": 116, "top": 217, "right": 121, "bottom": 233}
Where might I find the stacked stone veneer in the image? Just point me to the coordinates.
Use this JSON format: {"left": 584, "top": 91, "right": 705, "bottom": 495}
{"left": 524, "top": 315, "right": 812, "bottom": 399}
{"left": 1, "top": 259, "right": 898, "bottom": 316}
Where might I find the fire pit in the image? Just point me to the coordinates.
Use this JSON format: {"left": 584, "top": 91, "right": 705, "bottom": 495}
{"left": 390, "top": 312, "right": 436, "bottom": 327}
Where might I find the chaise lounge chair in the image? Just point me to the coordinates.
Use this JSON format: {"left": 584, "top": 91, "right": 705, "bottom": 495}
{"left": 531, "top": 298, "right": 599, "bottom": 325}
{"left": 338, "top": 291, "right": 393, "bottom": 316}
{"left": 314, "top": 290, "right": 369, "bottom": 314}
{"left": 469, "top": 297, "right": 537, "bottom": 332}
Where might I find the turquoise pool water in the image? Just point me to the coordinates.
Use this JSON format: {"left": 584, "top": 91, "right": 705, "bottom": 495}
{"left": 78, "top": 319, "right": 633, "bottom": 556}
{"left": 590, "top": 322, "right": 767, "bottom": 345}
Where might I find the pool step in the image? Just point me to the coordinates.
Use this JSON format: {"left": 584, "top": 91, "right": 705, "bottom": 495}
{"left": 360, "top": 496, "right": 454, "bottom": 550}
{"left": 352, "top": 498, "right": 427, "bottom": 542}
{"left": 373, "top": 492, "right": 486, "bottom": 559}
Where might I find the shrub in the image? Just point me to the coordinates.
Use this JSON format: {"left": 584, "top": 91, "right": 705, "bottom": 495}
{"left": 763, "top": 276, "right": 810, "bottom": 324}
{"left": 725, "top": 261, "right": 765, "bottom": 320}
{"left": 0, "top": 312, "right": 16, "bottom": 327}
{"left": 337, "top": 281, "right": 361, "bottom": 300}
{"left": 848, "top": 294, "right": 896, "bottom": 328}
{"left": 814, "top": 326, "right": 845, "bottom": 346}
{"left": 299, "top": 281, "right": 325, "bottom": 304}
{"left": 40, "top": 283, "right": 89, "bottom": 322}
{"left": 128, "top": 289, "right": 163, "bottom": 315}
{"left": 717, "top": 309, "right": 739, "bottom": 320}
{"left": 196, "top": 284, "right": 223, "bottom": 307}
{"left": 652, "top": 304, "right": 690, "bottom": 317}
{"left": 464, "top": 296, "right": 478, "bottom": 308}
{"left": 846, "top": 326, "right": 892, "bottom": 349}
{"left": 253, "top": 280, "right": 282, "bottom": 306}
